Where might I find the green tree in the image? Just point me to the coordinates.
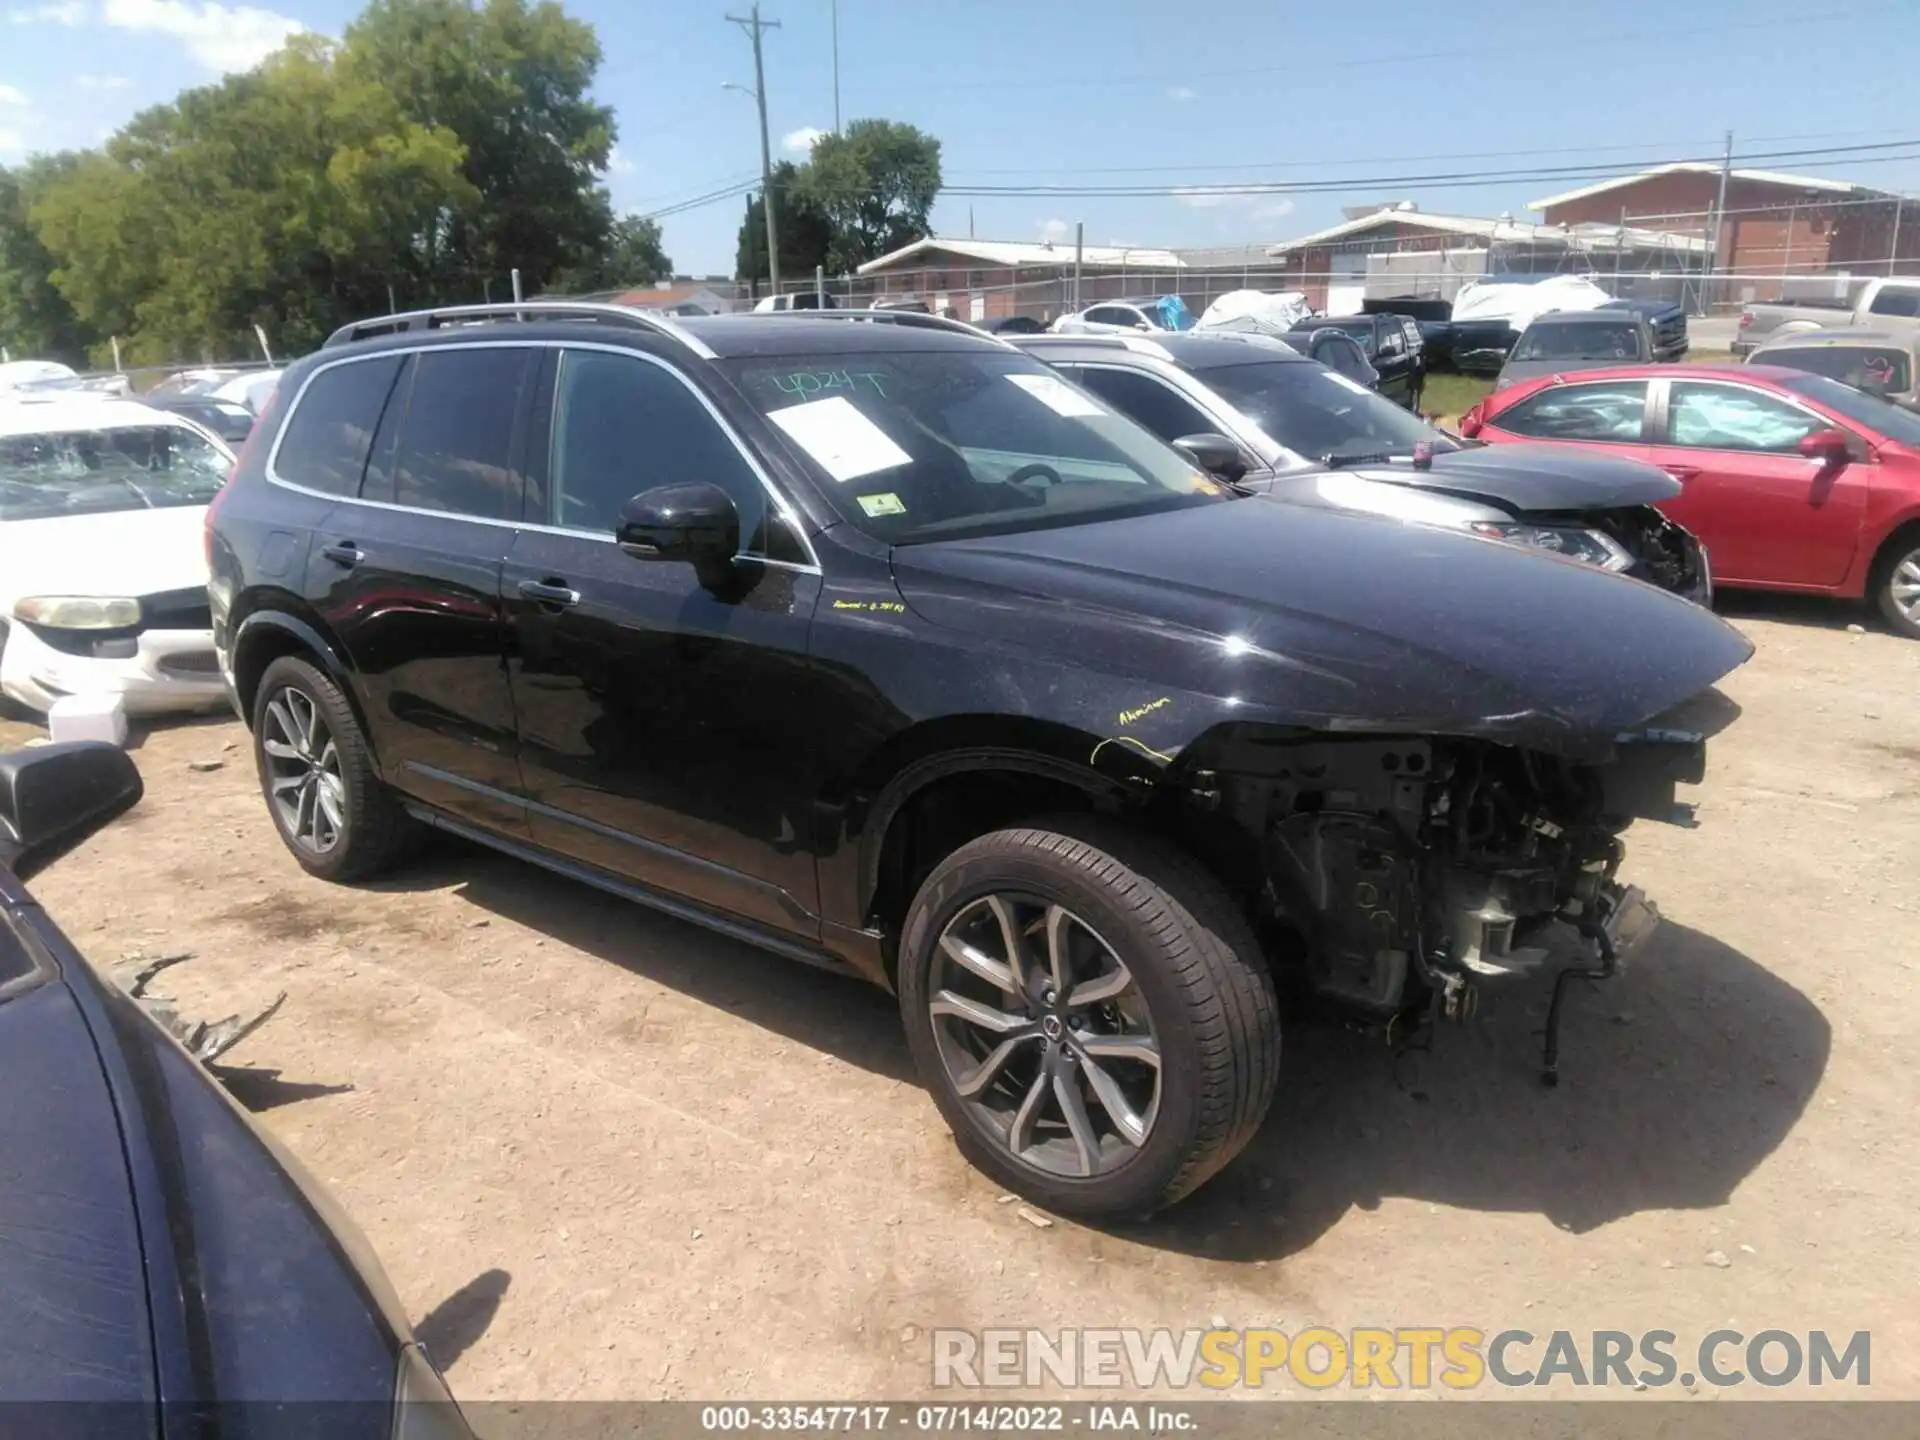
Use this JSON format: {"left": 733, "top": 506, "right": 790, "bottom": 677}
{"left": 31, "top": 36, "right": 474, "bottom": 361}
{"left": 339, "top": 0, "right": 616, "bottom": 298}
{"left": 0, "top": 154, "right": 96, "bottom": 364}
{"left": 549, "top": 214, "right": 671, "bottom": 294}
{"left": 735, "top": 161, "right": 833, "bottom": 292}
{"left": 800, "top": 119, "right": 941, "bottom": 273}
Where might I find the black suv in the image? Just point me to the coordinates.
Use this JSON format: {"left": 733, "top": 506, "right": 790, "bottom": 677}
{"left": 209, "top": 303, "right": 1749, "bottom": 1217}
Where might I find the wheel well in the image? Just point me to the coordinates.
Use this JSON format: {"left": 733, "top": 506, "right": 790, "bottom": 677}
{"left": 868, "top": 768, "right": 1104, "bottom": 953}
{"left": 1869, "top": 518, "right": 1920, "bottom": 590}
{"left": 232, "top": 626, "right": 313, "bottom": 728}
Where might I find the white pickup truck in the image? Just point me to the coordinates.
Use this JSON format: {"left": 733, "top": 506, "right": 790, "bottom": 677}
{"left": 1734, "top": 276, "right": 1920, "bottom": 356}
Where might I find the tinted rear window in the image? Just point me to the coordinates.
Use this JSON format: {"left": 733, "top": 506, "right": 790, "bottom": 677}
{"left": 387, "top": 349, "right": 533, "bottom": 521}
{"left": 1764, "top": 344, "right": 1911, "bottom": 396}
{"left": 272, "top": 356, "right": 404, "bottom": 495}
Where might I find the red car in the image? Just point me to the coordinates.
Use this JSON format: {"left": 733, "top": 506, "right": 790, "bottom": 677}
{"left": 1460, "top": 363, "right": 1920, "bottom": 638}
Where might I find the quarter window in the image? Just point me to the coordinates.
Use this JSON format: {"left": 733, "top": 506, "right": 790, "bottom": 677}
{"left": 1666, "top": 382, "right": 1828, "bottom": 453}
{"left": 384, "top": 348, "right": 533, "bottom": 520}
{"left": 1866, "top": 286, "right": 1920, "bottom": 318}
{"left": 1495, "top": 381, "right": 1648, "bottom": 442}
{"left": 272, "top": 356, "right": 403, "bottom": 496}
{"left": 548, "top": 349, "right": 782, "bottom": 555}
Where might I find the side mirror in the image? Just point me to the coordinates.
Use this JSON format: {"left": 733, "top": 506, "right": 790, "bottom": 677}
{"left": 1797, "top": 427, "right": 1853, "bottom": 467}
{"left": 616, "top": 482, "right": 740, "bottom": 588}
{"left": 0, "top": 742, "right": 142, "bottom": 881}
{"left": 1172, "top": 433, "right": 1248, "bottom": 484}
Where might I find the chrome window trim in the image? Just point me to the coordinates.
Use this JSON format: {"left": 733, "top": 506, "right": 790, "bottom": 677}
{"left": 263, "top": 338, "right": 822, "bottom": 573}
{"left": 1066, "top": 358, "right": 1302, "bottom": 472}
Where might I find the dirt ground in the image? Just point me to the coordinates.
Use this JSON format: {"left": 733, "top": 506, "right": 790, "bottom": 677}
{"left": 5, "top": 591, "right": 1918, "bottom": 1404}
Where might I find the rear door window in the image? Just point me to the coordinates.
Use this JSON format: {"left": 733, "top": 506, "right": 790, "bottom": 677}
{"left": 1866, "top": 286, "right": 1920, "bottom": 318}
{"left": 1764, "top": 345, "right": 1911, "bottom": 396}
{"left": 271, "top": 356, "right": 404, "bottom": 495}
{"left": 382, "top": 348, "right": 534, "bottom": 520}
{"left": 1085, "top": 306, "right": 1143, "bottom": 327}
{"left": 1665, "top": 382, "right": 1829, "bottom": 453}
{"left": 1494, "top": 380, "right": 1649, "bottom": 442}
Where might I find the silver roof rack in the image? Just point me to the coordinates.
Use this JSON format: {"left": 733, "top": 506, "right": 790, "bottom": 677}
{"left": 761, "top": 308, "right": 1012, "bottom": 347}
{"left": 321, "top": 302, "right": 717, "bottom": 359}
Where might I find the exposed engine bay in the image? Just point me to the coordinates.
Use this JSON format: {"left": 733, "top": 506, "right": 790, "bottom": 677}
{"left": 1182, "top": 690, "right": 1733, "bottom": 1079}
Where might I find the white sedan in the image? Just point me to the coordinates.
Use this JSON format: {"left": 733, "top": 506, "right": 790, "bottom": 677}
{"left": 0, "top": 395, "right": 232, "bottom": 716}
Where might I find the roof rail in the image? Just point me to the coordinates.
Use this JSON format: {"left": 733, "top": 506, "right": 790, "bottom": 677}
{"left": 761, "top": 308, "right": 1013, "bottom": 347}
{"left": 321, "top": 302, "right": 717, "bottom": 359}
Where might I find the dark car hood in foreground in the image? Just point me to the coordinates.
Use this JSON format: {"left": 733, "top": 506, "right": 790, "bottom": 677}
{"left": 1338, "top": 442, "right": 1681, "bottom": 512}
{"left": 893, "top": 497, "right": 1750, "bottom": 761}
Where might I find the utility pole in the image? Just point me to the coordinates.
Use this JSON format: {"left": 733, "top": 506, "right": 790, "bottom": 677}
{"left": 831, "top": 0, "right": 841, "bottom": 133}
{"left": 1707, "top": 129, "right": 1733, "bottom": 311}
{"left": 727, "top": 4, "right": 783, "bottom": 294}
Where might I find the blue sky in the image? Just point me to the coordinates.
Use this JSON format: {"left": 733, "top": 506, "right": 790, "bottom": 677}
{"left": 3, "top": 0, "right": 1918, "bottom": 277}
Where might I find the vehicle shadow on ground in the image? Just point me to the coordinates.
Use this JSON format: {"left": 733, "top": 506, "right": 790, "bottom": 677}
{"left": 212, "top": 1063, "right": 355, "bottom": 1112}
{"left": 370, "top": 839, "right": 915, "bottom": 1083}
{"left": 1714, "top": 588, "right": 1878, "bottom": 634}
{"left": 416, "top": 1268, "right": 512, "bottom": 1371}
{"left": 1113, "top": 920, "right": 1830, "bottom": 1261}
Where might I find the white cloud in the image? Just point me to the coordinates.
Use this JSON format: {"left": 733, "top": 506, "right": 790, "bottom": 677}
{"left": 101, "top": 0, "right": 304, "bottom": 73}
{"left": 7, "top": 2, "right": 87, "bottom": 24}
{"left": 0, "top": 129, "right": 23, "bottom": 156}
{"left": 1166, "top": 85, "right": 1196, "bottom": 101}
{"left": 1172, "top": 185, "right": 1233, "bottom": 210}
{"left": 781, "top": 124, "right": 827, "bottom": 154}
{"left": 607, "top": 145, "right": 634, "bottom": 176}
{"left": 1255, "top": 198, "right": 1295, "bottom": 220}
{"left": 76, "top": 73, "right": 134, "bottom": 90}
{"left": 1038, "top": 217, "right": 1071, "bottom": 243}
{"left": 1173, "top": 185, "right": 1287, "bottom": 212}
{"left": 0, "top": 83, "right": 26, "bottom": 105}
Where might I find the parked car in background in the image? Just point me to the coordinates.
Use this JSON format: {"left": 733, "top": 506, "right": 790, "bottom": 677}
{"left": 1051, "top": 295, "right": 1194, "bottom": 334}
{"left": 1014, "top": 329, "right": 1709, "bottom": 599}
{"left": 1447, "top": 275, "right": 1629, "bottom": 375}
{"left": 0, "top": 741, "right": 472, "bottom": 1432}
{"left": 146, "top": 366, "right": 281, "bottom": 414}
{"left": 752, "top": 291, "right": 838, "bottom": 312}
{"left": 211, "top": 301, "right": 1747, "bottom": 1215}
{"left": 983, "top": 315, "right": 1047, "bottom": 335}
{"left": 1274, "top": 325, "right": 1381, "bottom": 393}
{"left": 1497, "top": 308, "right": 1675, "bottom": 392}
{"left": 1285, "top": 313, "right": 1425, "bottom": 409}
{"left": 143, "top": 392, "right": 258, "bottom": 444}
{"left": 1362, "top": 295, "right": 1454, "bottom": 368}
{"left": 1745, "top": 328, "right": 1920, "bottom": 410}
{"left": 1600, "top": 296, "right": 1689, "bottom": 360}
{"left": 1734, "top": 277, "right": 1920, "bottom": 357}
{"left": 1460, "top": 363, "right": 1920, "bottom": 637}
{"left": 0, "top": 395, "right": 232, "bottom": 714}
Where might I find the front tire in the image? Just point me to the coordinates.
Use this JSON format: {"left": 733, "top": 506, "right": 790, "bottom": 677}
{"left": 899, "top": 818, "right": 1280, "bottom": 1217}
{"left": 251, "top": 654, "right": 419, "bottom": 881}
{"left": 1875, "top": 533, "right": 1920, "bottom": 639}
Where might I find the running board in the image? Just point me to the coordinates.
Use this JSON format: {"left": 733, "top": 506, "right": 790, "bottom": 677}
{"left": 401, "top": 803, "right": 866, "bottom": 982}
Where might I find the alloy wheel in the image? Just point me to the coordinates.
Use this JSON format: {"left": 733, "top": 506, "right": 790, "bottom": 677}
{"left": 261, "top": 685, "right": 346, "bottom": 856}
{"left": 1890, "top": 548, "right": 1920, "bottom": 625}
{"left": 928, "top": 893, "right": 1161, "bottom": 1179}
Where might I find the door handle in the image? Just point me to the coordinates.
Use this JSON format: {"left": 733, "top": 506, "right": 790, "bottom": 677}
{"left": 517, "top": 578, "right": 581, "bottom": 608}
{"left": 320, "top": 541, "right": 361, "bottom": 567}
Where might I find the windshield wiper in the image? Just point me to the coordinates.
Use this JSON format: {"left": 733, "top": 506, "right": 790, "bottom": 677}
{"left": 1319, "top": 450, "right": 1411, "bottom": 469}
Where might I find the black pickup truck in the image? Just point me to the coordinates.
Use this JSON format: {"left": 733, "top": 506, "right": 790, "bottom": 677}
{"left": 1494, "top": 303, "right": 1692, "bottom": 391}
{"left": 1362, "top": 295, "right": 1455, "bottom": 368}
{"left": 1457, "top": 296, "right": 1689, "bottom": 376}
{"left": 1286, "top": 312, "right": 1427, "bottom": 409}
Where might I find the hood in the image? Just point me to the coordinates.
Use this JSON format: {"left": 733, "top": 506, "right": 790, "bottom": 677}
{"left": 0, "top": 506, "right": 209, "bottom": 606}
{"left": 891, "top": 498, "right": 1750, "bottom": 761}
{"left": 1338, "top": 443, "right": 1681, "bottom": 513}
{"left": 1497, "top": 358, "right": 1627, "bottom": 389}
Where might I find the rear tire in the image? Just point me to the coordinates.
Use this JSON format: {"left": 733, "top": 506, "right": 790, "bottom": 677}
{"left": 1873, "top": 531, "right": 1920, "bottom": 640}
{"left": 251, "top": 654, "right": 419, "bottom": 881}
{"left": 899, "top": 817, "right": 1280, "bottom": 1217}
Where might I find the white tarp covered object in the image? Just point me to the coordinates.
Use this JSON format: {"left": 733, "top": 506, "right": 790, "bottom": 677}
{"left": 1450, "top": 275, "right": 1612, "bottom": 332}
{"left": 0, "top": 360, "right": 79, "bottom": 394}
{"left": 1197, "top": 289, "right": 1314, "bottom": 334}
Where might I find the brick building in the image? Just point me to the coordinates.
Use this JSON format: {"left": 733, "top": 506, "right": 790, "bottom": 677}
{"left": 1529, "top": 163, "right": 1920, "bottom": 303}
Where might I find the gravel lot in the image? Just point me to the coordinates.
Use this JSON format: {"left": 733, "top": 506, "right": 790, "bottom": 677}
{"left": 5, "top": 592, "right": 1917, "bottom": 1403}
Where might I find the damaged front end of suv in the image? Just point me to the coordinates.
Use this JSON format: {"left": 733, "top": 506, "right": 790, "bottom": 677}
{"left": 1173, "top": 692, "right": 1732, "bottom": 1081}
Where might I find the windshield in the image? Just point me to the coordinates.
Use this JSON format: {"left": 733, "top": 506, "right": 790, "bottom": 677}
{"left": 0, "top": 423, "right": 230, "bottom": 521}
{"left": 1780, "top": 371, "right": 1920, "bottom": 447}
{"left": 1512, "top": 321, "right": 1642, "bottom": 362}
{"left": 1197, "top": 360, "right": 1452, "bottom": 463}
{"left": 724, "top": 350, "right": 1231, "bottom": 542}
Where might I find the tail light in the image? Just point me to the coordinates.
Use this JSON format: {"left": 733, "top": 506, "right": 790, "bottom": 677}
{"left": 1458, "top": 402, "right": 1485, "bottom": 439}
